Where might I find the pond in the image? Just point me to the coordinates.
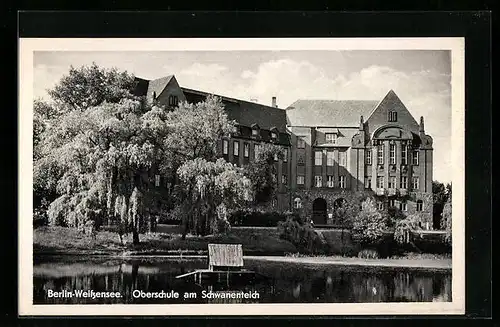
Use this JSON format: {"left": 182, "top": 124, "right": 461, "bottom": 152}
{"left": 33, "top": 256, "right": 452, "bottom": 304}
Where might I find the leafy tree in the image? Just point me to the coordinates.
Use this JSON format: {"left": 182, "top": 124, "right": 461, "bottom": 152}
{"left": 394, "top": 214, "right": 423, "bottom": 245}
{"left": 440, "top": 197, "right": 452, "bottom": 244}
{"left": 35, "top": 64, "right": 174, "bottom": 244}
{"left": 432, "top": 181, "right": 448, "bottom": 227}
{"left": 351, "top": 198, "right": 388, "bottom": 245}
{"left": 48, "top": 62, "right": 135, "bottom": 111}
{"left": 177, "top": 158, "right": 252, "bottom": 236}
{"left": 243, "top": 143, "right": 284, "bottom": 204}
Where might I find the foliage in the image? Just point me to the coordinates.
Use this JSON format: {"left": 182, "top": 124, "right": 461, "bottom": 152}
{"left": 351, "top": 198, "right": 388, "bottom": 245}
{"left": 440, "top": 197, "right": 452, "bottom": 244}
{"left": 243, "top": 143, "right": 284, "bottom": 204}
{"left": 394, "top": 214, "right": 424, "bottom": 244}
{"left": 177, "top": 158, "right": 252, "bottom": 236}
{"left": 228, "top": 210, "right": 293, "bottom": 227}
{"left": 47, "top": 62, "right": 136, "bottom": 111}
{"left": 386, "top": 205, "right": 407, "bottom": 227}
{"left": 358, "top": 249, "right": 379, "bottom": 259}
{"left": 331, "top": 192, "right": 372, "bottom": 227}
{"left": 433, "top": 181, "right": 452, "bottom": 228}
{"left": 277, "top": 218, "right": 326, "bottom": 255}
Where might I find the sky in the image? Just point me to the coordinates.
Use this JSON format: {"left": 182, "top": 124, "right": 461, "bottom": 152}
{"left": 34, "top": 50, "right": 452, "bottom": 183}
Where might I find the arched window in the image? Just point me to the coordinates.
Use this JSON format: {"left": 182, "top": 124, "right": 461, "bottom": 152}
{"left": 294, "top": 197, "right": 302, "bottom": 209}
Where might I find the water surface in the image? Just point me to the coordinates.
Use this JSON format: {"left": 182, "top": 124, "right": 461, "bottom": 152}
{"left": 33, "top": 255, "right": 452, "bottom": 304}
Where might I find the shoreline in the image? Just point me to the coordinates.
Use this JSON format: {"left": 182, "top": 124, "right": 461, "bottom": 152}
{"left": 33, "top": 251, "right": 451, "bottom": 270}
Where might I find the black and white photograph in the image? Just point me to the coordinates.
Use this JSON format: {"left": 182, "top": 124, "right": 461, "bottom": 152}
{"left": 19, "top": 37, "right": 465, "bottom": 315}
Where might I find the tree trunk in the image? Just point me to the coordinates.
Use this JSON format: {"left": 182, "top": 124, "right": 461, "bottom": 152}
{"left": 132, "top": 228, "right": 139, "bottom": 245}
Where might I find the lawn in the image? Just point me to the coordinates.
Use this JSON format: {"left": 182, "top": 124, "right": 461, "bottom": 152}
{"left": 33, "top": 225, "right": 297, "bottom": 256}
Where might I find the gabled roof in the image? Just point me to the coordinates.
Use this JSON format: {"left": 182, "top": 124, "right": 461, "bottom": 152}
{"left": 286, "top": 99, "right": 378, "bottom": 127}
{"left": 146, "top": 75, "right": 174, "bottom": 101}
{"left": 181, "top": 87, "right": 287, "bottom": 132}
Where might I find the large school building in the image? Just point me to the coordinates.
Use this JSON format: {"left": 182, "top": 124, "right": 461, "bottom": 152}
{"left": 133, "top": 75, "right": 434, "bottom": 229}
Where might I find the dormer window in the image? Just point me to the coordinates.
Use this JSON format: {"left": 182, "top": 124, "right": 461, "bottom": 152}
{"left": 168, "top": 95, "right": 178, "bottom": 107}
{"left": 388, "top": 111, "right": 397, "bottom": 122}
{"left": 232, "top": 125, "right": 239, "bottom": 134}
{"left": 325, "top": 133, "right": 337, "bottom": 144}
{"left": 251, "top": 124, "right": 260, "bottom": 137}
{"left": 271, "top": 132, "right": 277, "bottom": 139}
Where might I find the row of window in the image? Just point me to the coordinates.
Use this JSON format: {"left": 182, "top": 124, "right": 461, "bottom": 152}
{"left": 222, "top": 139, "right": 289, "bottom": 161}
{"left": 313, "top": 151, "right": 347, "bottom": 166}
{"left": 249, "top": 128, "right": 279, "bottom": 139}
{"left": 365, "top": 176, "right": 420, "bottom": 190}
{"left": 295, "top": 175, "right": 347, "bottom": 188}
{"left": 366, "top": 145, "right": 419, "bottom": 166}
{"left": 293, "top": 198, "right": 424, "bottom": 211}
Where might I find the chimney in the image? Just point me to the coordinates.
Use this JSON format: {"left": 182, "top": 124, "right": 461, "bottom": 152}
{"left": 359, "top": 115, "right": 364, "bottom": 131}
{"left": 272, "top": 96, "right": 277, "bottom": 108}
{"left": 419, "top": 116, "right": 425, "bottom": 135}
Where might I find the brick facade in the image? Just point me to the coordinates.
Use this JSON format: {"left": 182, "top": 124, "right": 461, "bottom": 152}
{"left": 135, "top": 76, "right": 434, "bottom": 229}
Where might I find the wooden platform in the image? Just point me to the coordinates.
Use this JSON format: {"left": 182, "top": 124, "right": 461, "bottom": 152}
{"left": 175, "top": 243, "right": 259, "bottom": 286}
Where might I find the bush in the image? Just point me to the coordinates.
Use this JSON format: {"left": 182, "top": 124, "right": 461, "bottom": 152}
{"left": 212, "top": 217, "right": 231, "bottom": 235}
{"left": 386, "top": 206, "right": 407, "bottom": 227}
{"left": 277, "top": 218, "right": 326, "bottom": 254}
{"left": 358, "top": 248, "right": 379, "bottom": 259}
{"left": 228, "top": 210, "right": 289, "bottom": 227}
{"left": 351, "top": 198, "right": 388, "bottom": 246}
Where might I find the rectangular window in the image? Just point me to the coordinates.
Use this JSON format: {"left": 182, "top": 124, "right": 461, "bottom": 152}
{"left": 327, "top": 175, "right": 335, "bottom": 188}
{"left": 377, "top": 202, "right": 385, "bottom": 211}
{"left": 274, "top": 153, "right": 278, "bottom": 162}
{"left": 297, "top": 154, "right": 305, "bottom": 165}
{"left": 400, "top": 201, "right": 407, "bottom": 212}
{"left": 155, "top": 174, "right": 160, "bottom": 187}
{"left": 377, "top": 176, "right": 384, "bottom": 189}
{"left": 388, "top": 176, "right": 396, "bottom": 189}
{"left": 400, "top": 176, "right": 408, "bottom": 189}
{"left": 377, "top": 144, "right": 384, "bottom": 165}
{"left": 314, "top": 175, "right": 322, "bottom": 188}
{"left": 253, "top": 144, "right": 260, "bottom": 160}
{"left": 412, "top": 150, "right": 419, "bottom": 165}
{"left": 244, "top": 143, "right": 249, "bottom": 158}
{"left": 339, "top": 151, "right": 347, "bottom": 167}
{"left": 389, "top": 143, "right": 396, "bottom": 165}
{"left": 388, "top": 199, "right": 396, "bottom": 207}
{"left": 283, "top": 148, "right": 288, "bottom": 162}
{"left": 297, "top": 175, "right": 305, "bottom": 185}
{"left": 327, "top": 151, "right": 334, "bottom": 166}
{"left": 315, "top": 151, "right": 323, "bottom": 166}
{"left": 282, "top": 175, "right": 287, "bottom": 185}
{"left": 416, "top": 200, "right": 424, "bottom": 212}
{"left": 388, "top": 111, "right": 397, "bottom": 122}
{"left": 297, "top": 137, "right": 305, "bottom": 149}
{"left": 233, "top": 141, "right": 239, "bottom": 156}
{"left": 401, "top": 145, "right": 408, "bottom": 165}
{"left": 325, "top": 133, "right": 337, "bottom": 144}
{"left": 339, "top": 175, "right": 346, "bottom": 188}
{"left": 412, "top": 176, "right": 419, "bottom": 190}
{"left": 366, "top": 150, "right": 372, "bottom": 165}
{"left": 222, "top": 139, "right": 229, "bottom": 155}
{"left": 365, "top": 177, "right": 371, "bottom": 189}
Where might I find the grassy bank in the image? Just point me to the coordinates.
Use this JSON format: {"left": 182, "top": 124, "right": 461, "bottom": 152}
{"left": 33, "top": 226, "right": 296, "bottom": 256}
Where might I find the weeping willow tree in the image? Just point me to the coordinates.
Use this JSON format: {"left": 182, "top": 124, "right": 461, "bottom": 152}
{"left": 35, "top": 64, "right": 174, "bottom": 244}
{"left": 177, "top": 158, "right": 252, "bottom": 237}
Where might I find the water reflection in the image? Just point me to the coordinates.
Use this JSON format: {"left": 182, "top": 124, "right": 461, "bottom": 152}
{"left": 33, "top": 256, "right": 451, "bottom": 304}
